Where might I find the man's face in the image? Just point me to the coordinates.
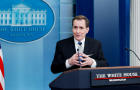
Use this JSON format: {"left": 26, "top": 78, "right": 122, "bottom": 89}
{"left": 72, "top": 20, "right": 89, "bottom": 41}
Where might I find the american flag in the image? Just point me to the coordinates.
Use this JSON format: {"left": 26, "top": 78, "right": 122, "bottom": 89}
{"left": 0, "top": 45, "right": 5, "bottom": 90}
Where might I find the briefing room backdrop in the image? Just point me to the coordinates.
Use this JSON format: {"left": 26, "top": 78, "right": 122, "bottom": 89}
{"left": 0, "top": 0, "right": 130, "bottom": 90}
{"left": 76, "top": 0, "right": 130, "bottom": 66}
{"left": 0, "top": 0, "right": 59, "bottom": 90}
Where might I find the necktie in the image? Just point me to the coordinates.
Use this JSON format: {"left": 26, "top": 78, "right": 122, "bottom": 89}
{"left": 77, "top": 42, "right": 83, "bottom": 65}
{"left": 77, "top": 41, "right": 83, "bottom": 53}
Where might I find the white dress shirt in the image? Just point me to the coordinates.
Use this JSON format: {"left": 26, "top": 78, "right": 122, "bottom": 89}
{"left": 65, "top": 38, "right": 97, "bottom": 68}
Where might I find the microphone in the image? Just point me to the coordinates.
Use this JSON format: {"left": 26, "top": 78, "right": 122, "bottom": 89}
{"left": 125, "top": 48, "right": 140, "bottom": 61}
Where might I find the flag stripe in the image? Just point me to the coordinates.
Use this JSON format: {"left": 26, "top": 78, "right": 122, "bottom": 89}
{"left": 0, "top": 70, "right": 4, "bottom": 90}
{"left": 0, "top": 83, "right": 3, "bottom": 90}
{"left": 0, "top": 57, "right": 4, "bottom": 77}
{"left": 0, "top": 45, "right": 4, "bottom": 90}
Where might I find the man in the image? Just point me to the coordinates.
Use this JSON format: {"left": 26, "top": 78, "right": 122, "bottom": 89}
{"left": 51, "top": 15, "right": 108, "bottom": 74}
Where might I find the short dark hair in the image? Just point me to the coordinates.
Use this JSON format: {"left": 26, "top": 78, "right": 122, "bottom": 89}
{"left": 72, "top": 15, "right": 90, "bottom": 27}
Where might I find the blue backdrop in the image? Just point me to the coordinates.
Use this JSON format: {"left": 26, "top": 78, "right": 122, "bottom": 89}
{"left": 0, "top": 0, "right": 60, "bottom": 90}
{"left": 76, "top": 0, "right": 130, "bottom": 66}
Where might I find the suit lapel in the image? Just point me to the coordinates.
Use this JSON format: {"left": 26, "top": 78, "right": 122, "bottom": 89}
{"left": 68, "top": 37, "right": 76, "bottom": 55}
{"left": 84, "top": 37, "right": 89, "bottom": 54}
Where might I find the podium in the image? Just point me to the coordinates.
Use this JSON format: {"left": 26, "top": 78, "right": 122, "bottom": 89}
{"left": 49, "top": 66, "right": 140, "bottom": 90}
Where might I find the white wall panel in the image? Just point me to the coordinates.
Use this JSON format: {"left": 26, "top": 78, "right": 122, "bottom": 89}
{"left": 130, "top": 0, "right": 140, "bottom": 66}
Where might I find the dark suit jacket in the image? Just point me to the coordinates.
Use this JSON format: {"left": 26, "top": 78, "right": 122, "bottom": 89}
{"left": 51, "top": 36, "right": 108, "bottom": 73}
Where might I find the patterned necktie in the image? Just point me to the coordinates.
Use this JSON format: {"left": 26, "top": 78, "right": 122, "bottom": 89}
{"left": 78, "top": 41, "right": 83, "bottom": 53}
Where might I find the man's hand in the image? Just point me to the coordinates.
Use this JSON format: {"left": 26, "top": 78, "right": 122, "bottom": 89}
{"left": 68, "top": 53, "right": 81, "bottom": 66}
{"left": 79, "top": 53, "right": 94, "bottom": 67}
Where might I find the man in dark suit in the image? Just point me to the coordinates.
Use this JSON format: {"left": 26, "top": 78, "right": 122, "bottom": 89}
{"left": 51, "top": 15, "right": 108, "bottom": 74}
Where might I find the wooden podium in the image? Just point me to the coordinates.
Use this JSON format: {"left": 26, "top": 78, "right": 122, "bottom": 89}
{"left": 49, "top": 66, "right": 140, "bottom": 90}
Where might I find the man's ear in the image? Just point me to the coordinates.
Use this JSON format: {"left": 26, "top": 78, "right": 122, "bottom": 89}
{"left": 86, "top": 27, "right": 89, "bottom": 33}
